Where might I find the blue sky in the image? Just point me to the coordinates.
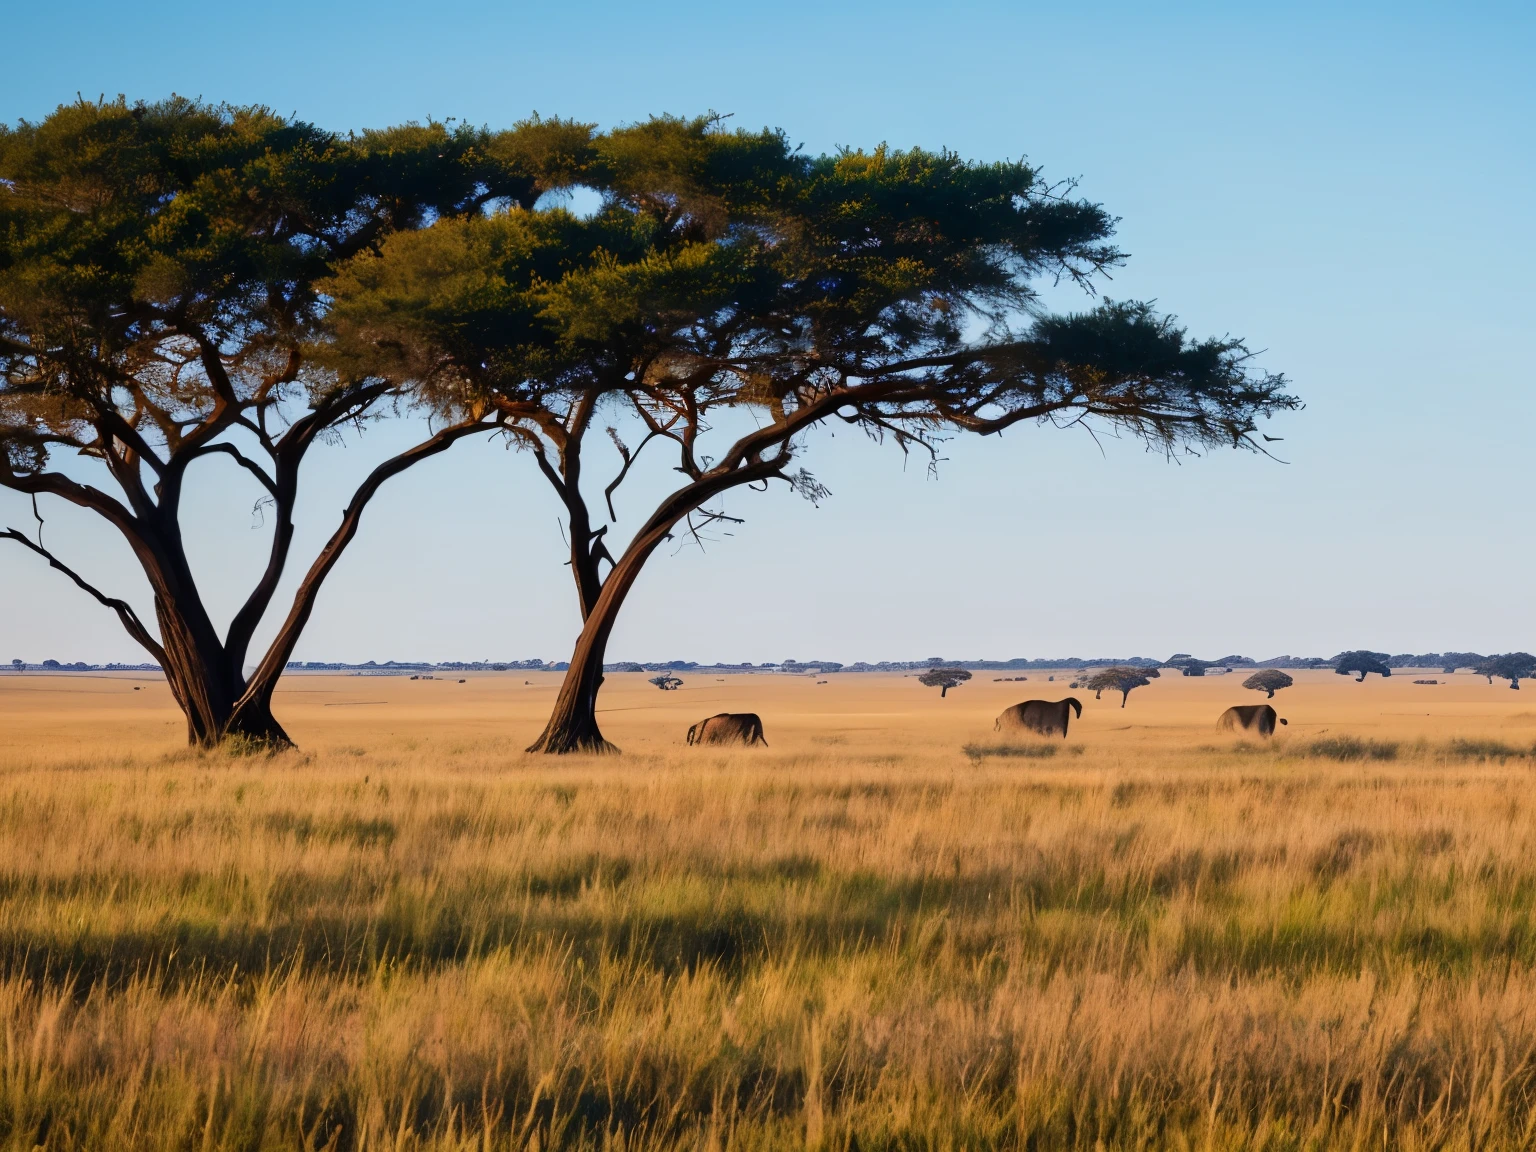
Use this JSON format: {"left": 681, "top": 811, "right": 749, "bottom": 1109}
{"left": 2, "top": 1, "right": 1533, "bottom": 664}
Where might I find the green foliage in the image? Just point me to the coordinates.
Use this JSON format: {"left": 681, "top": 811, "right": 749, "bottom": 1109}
{"left": 323, "top": 114, "right": 1297, "bottom": 465}
{"left": 648, "top": 674, "right": 682, "bottom": 690}
{"left": 0, "top": 98, "right": 525, "bottom": 430}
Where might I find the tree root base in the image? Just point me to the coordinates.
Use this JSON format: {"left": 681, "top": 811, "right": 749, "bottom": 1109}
{"left": 526, "top": 730, "right": 621, "bottom": 755}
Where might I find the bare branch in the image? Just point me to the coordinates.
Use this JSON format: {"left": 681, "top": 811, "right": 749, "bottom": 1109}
{"left": 0, "top": 528, "right": 166, "bottom": 665}
{"left": 235, "top": 414, "right": 505, "bottom": 703}
{"left": 187, "top": 442, "right": 279, "bottom": 498}
{"left": 603, "top": 425, "right": 666, "bottom": 521}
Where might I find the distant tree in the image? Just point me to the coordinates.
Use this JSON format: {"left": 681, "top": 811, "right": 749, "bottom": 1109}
{"left": 648, "top": 675, "right": 683, "bottom": 690}
{"left": 0, "top": 98, "right": 549, "bottom": 747}
{"left": 1086, "top": 666, "right": 1160, "bottom": 707}
{"left": 324, "top": 116, "right": 1297, "bottom": 753}
{"left": 1162, "top": 654, "right": 1213, "bottom": 676}
{"left": 1442, "top": 652, "right": 1485, "bottom": 674}
{"left": 1474, "top": 653, "right": 1536, "bottom": 689}
{"left": 1334, "top": 651, "right": 1392, "bottom": 682}
{"left": 918, "top": 667, "right": 972, "bottom": 698}
{"left": 1242, "top": 669, "right": 1294, "bottom": 698}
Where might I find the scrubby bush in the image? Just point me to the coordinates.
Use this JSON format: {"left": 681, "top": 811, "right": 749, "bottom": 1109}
{"left": 1445, "top": 737, "right": 1530, "bottom": 761}
{"left": 1307, "top": 736, "right": 1399, "bottom": 761}
{"left": 963, "top": 743, "right": 1059, "bottom": 762}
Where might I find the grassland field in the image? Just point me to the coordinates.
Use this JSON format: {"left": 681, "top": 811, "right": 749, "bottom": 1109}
{"left": 2, "top": 668, "right": 1536, "bottom": 1150}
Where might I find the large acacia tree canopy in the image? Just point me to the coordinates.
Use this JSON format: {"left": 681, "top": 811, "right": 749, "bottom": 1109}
{"left": 0, "top": 97, "right": 590, "bottom": 476}
{"left": 321, "top": 115, "right": 1297, "bottom": 456}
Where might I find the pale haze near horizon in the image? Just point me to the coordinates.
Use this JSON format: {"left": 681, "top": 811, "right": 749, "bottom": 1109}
{"left": 1, "top": 1, "right": 1532, "bottom": 666}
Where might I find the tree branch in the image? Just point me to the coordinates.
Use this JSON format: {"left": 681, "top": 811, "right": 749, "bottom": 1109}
{"left": 187, "top": 442, "right": 279, "bottom": 498}
{"left": 235, "top": 415, "right": 504, "bottom": 706}
{"left": 0, "top": 529, "right": 167, "bottom": 665}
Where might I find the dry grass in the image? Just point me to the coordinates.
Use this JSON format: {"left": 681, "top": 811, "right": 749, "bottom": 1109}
{"left": 2, "top": 670, "right": 1536, "bottom": 1149}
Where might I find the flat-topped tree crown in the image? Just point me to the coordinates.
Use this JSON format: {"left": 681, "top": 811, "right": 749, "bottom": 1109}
{"left": 323, "top": 114, "right": 1298, "bottom": 753}
{"left": 1087, "top": 666, "right": 1160, "bottom": 708}
{"left": 1243, "top": 669, "right": 1293, "bottom": 698}
{"left": 918, "top": 667, "right": 972, "bottom": 698}
{"left": 0, "top": 98, "right": 585, "bottom": 747}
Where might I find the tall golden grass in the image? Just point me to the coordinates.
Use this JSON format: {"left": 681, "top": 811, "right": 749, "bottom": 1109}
{"left": 2, "top": 671, "right": 1536, "bottom": 1148}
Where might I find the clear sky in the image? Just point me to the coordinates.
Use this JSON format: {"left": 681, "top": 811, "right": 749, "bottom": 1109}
{"left": 2, "top": 1, "right": 1533, "bottom": 666}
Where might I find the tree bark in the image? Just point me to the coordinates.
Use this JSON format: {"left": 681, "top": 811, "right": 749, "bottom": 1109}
{"left": 528, "top": 622, "right": 619, "bottom": 754}
{"left": 153, "top": 592, "right": 294, "bottom": 748}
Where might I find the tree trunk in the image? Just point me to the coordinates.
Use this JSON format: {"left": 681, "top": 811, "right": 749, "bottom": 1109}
{"left": 529, "top": 525, "right": 672, "bottom": 754}
{"left": 527, "top": 622, "right": 618, "bottom": 754}
{"left": 940, "top": 685, "right": 949, "bottom": 698}
{"left": 1120, "top": 691, "right": 1129, "bottom": 708}
{"left": 224, "top": 690, "right": 293, "bottom": 745}
{"left": 155, "top": 596, "right": 293, "bottom": 748}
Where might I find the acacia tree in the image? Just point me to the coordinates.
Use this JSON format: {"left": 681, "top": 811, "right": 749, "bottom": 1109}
{"left": 325, "top": 115, "right": 1298, "bottom": 753}
{"left": 1475, "top": 653, "right": 1536, "bottom": 689}
{"left": 1086, "top": 666, "right": 1159, "bottom": 707}
{"left": 918, "top": 667, "right": 971, "bottom": 697}
{"left": 0, "top": 98, "right": 580, "bottom": 746}
{"left": 1242, "top": 669, "right": 1294, "bottom": 698}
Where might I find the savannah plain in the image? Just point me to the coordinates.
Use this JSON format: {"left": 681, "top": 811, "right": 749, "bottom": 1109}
{"left": 2, "top": 670, "right": 1536, "bottom": 1150}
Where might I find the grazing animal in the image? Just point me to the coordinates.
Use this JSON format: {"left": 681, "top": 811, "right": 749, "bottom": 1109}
{"left": 1217, "top": 704, "right": 1288, "bottom": 737}
{"left": 687, "top": 713, "right": 768, "bottom": 746}
{"left": 995, "top": 698, "right": 1083, "bottom": 738}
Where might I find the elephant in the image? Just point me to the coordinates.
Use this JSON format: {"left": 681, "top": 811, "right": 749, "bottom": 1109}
{"left": 995, "top": 698, "right": 1083, "bottom": 738}
{"left": 687, "top": 712, "right": 768, "bottom": 746}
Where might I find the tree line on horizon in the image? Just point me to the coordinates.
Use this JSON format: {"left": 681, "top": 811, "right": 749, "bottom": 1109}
{"left": 5, "top": 651, "right": 1521, "bottom": 676}
{"left": 0, "top": 97, "right": 1300, "bottom": 752}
